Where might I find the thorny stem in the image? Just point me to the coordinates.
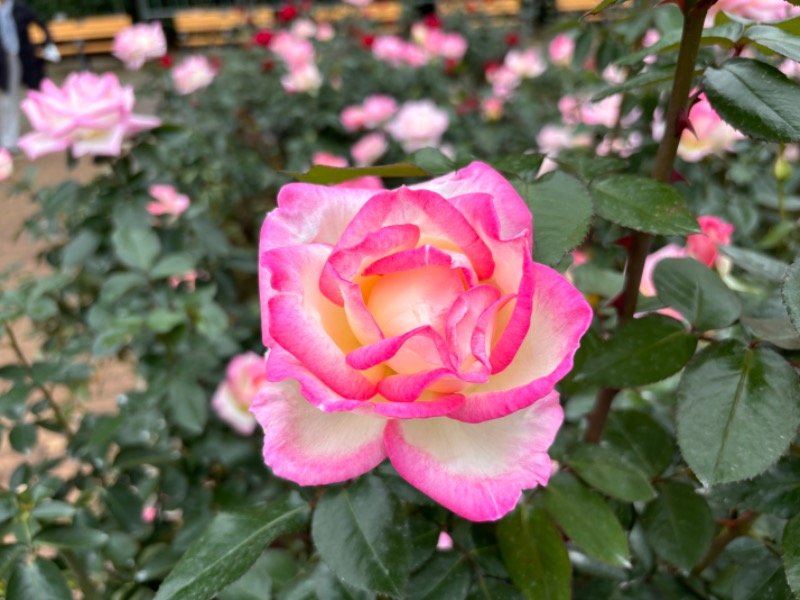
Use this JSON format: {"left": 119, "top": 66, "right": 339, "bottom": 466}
{"left": 691, "top": 512, "right": 758, "bottom": 576}
{"left": 584, "top": 1, "right": 714, "bottom": 444}
{"left": 3, "top": 323, "right": 74, "bottom": 438}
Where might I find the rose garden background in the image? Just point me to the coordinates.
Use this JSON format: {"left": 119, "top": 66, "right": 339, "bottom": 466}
{"left": 2, "top": 0, "right": 800, "bottom": 598}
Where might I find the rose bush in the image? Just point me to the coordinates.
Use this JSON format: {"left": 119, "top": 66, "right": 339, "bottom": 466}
{"left": 253, "top": 162, "right": 592, "bottom": 521}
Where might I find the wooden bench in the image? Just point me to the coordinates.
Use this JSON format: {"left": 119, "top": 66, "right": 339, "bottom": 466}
{"left": 556, "top": 0, "right": 602, "bottom": 12}
{"left": 28, "top": 14, "right": 133, "bottom": 64}
{"left": 312, "top": 1, "right": 404, "bottom": 31}
{"left": 173, "top": 9, "right": 249, "bottom": 47}
{"left": 436, "top": 0, "right": 522, "bottom": 26}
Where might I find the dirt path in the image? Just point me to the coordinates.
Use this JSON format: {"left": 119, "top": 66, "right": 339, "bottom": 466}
{"left": 1, "top": 57, "right": 148, "bottom": 482}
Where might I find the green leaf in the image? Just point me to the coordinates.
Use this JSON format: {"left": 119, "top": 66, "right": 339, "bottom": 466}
{"left": 617, "top": 23, "right": 744, "bottom": 66}
{"left": 580, "top": 314, "right": 698, "bottom": 388}
{"left": 30, "top": 501, "right": 76, "bottom": 521}
{"left": 35, "top": 526, "right": 108, "bottom": 549}
{"left": 591, "top": 64, "right": 686, "bottom": 103}
{"left": 9, "top": 424, "right": 37, "bottom": 455}
{"left": 513, "top": 172, "right": 593, "bottom": 267}
{"left": 641, "top": 481, "right": 715, "bottom": 571}
{"left": 146, "top": 310, "right": 186, "bottom": 333}
{"left": 734, "top": 555, "right": 792, "bottom": 600}
{"left": 542, "top": 473, "right": 630, "bottom": 568}
{"left": 168, "top": 379, "right": 208, "bottom": 436}
{"left": 99, "top": 273, "right": 148, "bottom": 304}
{"left": 407, "top": 552, "right": 471, "bottom": 600}
{"left": 710, "top": 456, "right": 800, "bottom": 518}
{"left": 112, "top": 227, "right": 161, "bottom": 271}
{"left": 783, "top": 513, "right": 800, "bottom": 599}
{"left": 744, "top": 25, "right": 800, "bottom": 62}
{"left": 0, "top": 544, "right": 25, "bottom": 580}
{"left": 591, "top": 175, "right": 699, "bottom": 235}
{"left": 7, "top": 557, "right": 71, "bottom": 600}
{"left": 783, "top": 260, "right": 800, "bottom": 335}
{"left": 720, "top": 246, "right": 789, "bottom": 282}
{"left": 587, "top": 0, "right": 629, "bottom": 15}
{"left": 154, "top": 494, "right": 310, "bottom": 600}
{"left": 312, "top": 476, "right": 411, "bottom": 598}
{"left": 553, "top": 153, "right": 627, "bottom": 182}
{"left": 408, "top": 148, "right": 456, "bottom": 176}
{"left": 314, "top": 562, "right": 375, "bottom": 599}
{"left": 150, "top": 253, "right": 197, "bottom": 279}
{"left": 602, "top": 410, "right": 673, "bottom": 478}
{"left": 497, "top": 506, "right": 571, "bottom": 600}
{"left": 703, "top": 58, "right": 800, "bottom": 142}
{"left": 567, "top": 444, "right": 656, "bottom": 502}
{"left": 677, "top": 341, "right": 800, "bottom": 486}
{"left": 285, "top": 163, "right": 429, "bottom": 184}
{"left": 488, "top": 155, "right": 545, "bottom": 180}
{"left": 653, "top": 258, "right": 741, "bottom": 330}
{"left": 61, "top": 230, "right": 100, "bottom": 268}
{"left": 218, "top": 553, "right": 274, "bottom": 600}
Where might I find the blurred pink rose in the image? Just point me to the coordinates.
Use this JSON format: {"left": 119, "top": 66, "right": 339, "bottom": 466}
{"left": 270, "top": 31, "right": 315, "bottom": 68}
{"left": 19, "top": 72, "right": 160, "bottom": 159}
{"left": 0, "top": 148, "right": 12, "bottom": 180}
{"left": 362, "top": 95, "right": 398, "bottom": 128}
{"left": 641, "top": 215, "right": 735, "bottom": 297}
{"left": 281, "top": 63, "right": 323, "bottom": 94}
{"left": 385, "top": 99, "right": 449, "bottom": 153}
{"left": 418, "top": 27, "right": 468, "bottom": 62}
{"left": 254, "top": 162, "right": 592, "bottom": 520}
{"left": 707, "top": 0, "right": 800, "bottom": 22}
{"left": 341, "top": 105, "right": 366, "bottom": 131}
{"left": 536, "top": 124, "right": 592, "bottom": 155}
{"left": 171, "top": 55, "right": 217, "bottom": 95}
{"left": 549, "top": 34, "right": 574, "bottom": 67}
{"left": 780, "top": 59, "right": 800, "bottom": 79}
{"left": 504, "top": 48, "right": 546, "bottom": 79}
{"left": 481, "top": 96, "right": 504, "bottom": 121}
{"left": 642, "top": 28, "right": 661, "bottom": 64}
{"left": 344, "top": 0, "right": 372, "bottom": 5}
{"left": 316, "top": 22, "right": 335, "bottom": 41}
{"left": 147, "top": 184, "right": 190, "bottom": 217}
{"left": 212, "top": 352, "right": 267, "bottom": 435}
{"left": 141, "top": 506, "right": 157, "bottom": 523}
{"left": 597, "top": 132, "right": 643, "bottom": 158}
{"left": 373, "top": 35, "right": 428, "bottom": 67}
{"left": 169, "top": 270, "right": 199, "bottom": 290}
{"left": 559, "top": 94, "right": 639, "bottom": 129}
{"left": 486, "top": 64, "right": 520, "bottom": 99}
{"left": 290, "top": 18, "right": 317, "bottom": 39}
{"left": 437, "top": 532, "right": 454, "bottom": 551}
{"left": 352, "top": 132, "right": 388, "bottom": 166}
{"left": 112, "top": 22, "right": 166, "bottom": 70}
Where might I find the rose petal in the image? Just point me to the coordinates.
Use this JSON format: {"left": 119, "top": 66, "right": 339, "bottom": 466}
{"left": 252, "top": 380, "right": 387, "bottom": 485}
{"left": 384, "top": 391, "right": 562, "bottom": 521}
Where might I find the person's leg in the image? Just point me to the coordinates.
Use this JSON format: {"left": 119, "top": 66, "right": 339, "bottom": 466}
{"left": 0, "top": 53, "right": 21, "bottom": 150}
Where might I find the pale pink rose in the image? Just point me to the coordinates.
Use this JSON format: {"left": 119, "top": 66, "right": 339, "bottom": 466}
{"left": 385, "top": 99, "right": 449, "bottom": 153}
{"left": 549, "top": 34, "right": 574, "bottom": 67}
{"left": 421, "top": 29, "right": 468, "bottom": 62}
{"left": 361, "top": 95, "right": 398, "bottom": 128}
{"left": 780, "top": 59, "right": 800, "bottom": 79}
{"left": 642, "top": 28, "right": 661, "bottom": 65}
{"left": 536, "top": 124, "right": 592, "bottom": 155}
{"left": 372, "top": 35, "right": 410, "bottom": 66}
{"left": 602, "top": 65, "right": 626, "bottom": 85}
{"left": 313, "top": 151, "right": 348, "bottom": 168}
{"left": 504, "top": 48, "right": 546, "bottom": 79}
{"left": 0, "top": 148, "right": 12, "bottom": 180}
{"left": 290, "top": 18, "right": 317, "bottom": 39}
{"left": 316, "top": 22, "right": 335, "bottom": 42}
{"left": 254, "top": 162, "right": 592, "bottom": 521}
{"left": 212, "top": 352, "right": 267, "bottom": 435}
{"left": 400, "top": 43, "right": 429, "bottom": 68}
{"left": 147, "top": 184, "right": 190, "bottom": 217}
{"left": 486, "top": 64, "right": 521, "bottom": 99}
{"left": 707, "top": 0, "right": 800, "bottom": 22}
{"left": 597, "top": 131, "right": 643, "bottom": 158}
{"left": 281, "top": 62, "right": 323, "bottom": 94}
{"left": 560, "top": 94, "right": 639, "bottom": 129}
{"left": 171, "top": 55, "right": 217, "bottom": 95}
{"left": 341, "top": 105, "right": 366, "bottom": 131}
{"left": 481, "top": 96, "right": 504, "bottom": 121}
{"left": 676, "top": 94, "right": 742, "bottom": 162}
{"left": 112, "top": 22, "right": 166, "bottom": 70}
{"left": 270, "top": 32, "right": 315, "bottom": 68}
{"left": 19, "top": 72, "right": 160, "bottom": 160}
{"left": 344, "top": 0, "right": 372, "bottom": 5}
{"left": 352, "top": 132, "right": 388, "bottom": 166}
{"left": 410, "top": 22, "right": 430, "bottom": 46}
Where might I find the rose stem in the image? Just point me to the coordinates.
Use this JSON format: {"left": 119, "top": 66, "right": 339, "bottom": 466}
{"left": 584, "top": 0, "right": 715, "bottom": 443}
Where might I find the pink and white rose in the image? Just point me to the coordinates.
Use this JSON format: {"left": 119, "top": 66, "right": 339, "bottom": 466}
{"left": 253, "top": 162, "right": 592, "bottom": 520}
{"left": 19, "top": 72, "right": 160, "bottom": 160}
{"left": 171, "top": 55, "right": 217, "bottom": 95}
{"left": 281, "top": 62, "right": 323, "bottom": 94}
{"left": 707, "top": 0, "right": 800, "bottom": 23}
{"left": 112, "top": 22, "right": 167, "bottom": 70}
{"left": 385, "top": 100, "right": 449, "bottom": 153}
{"left": 671, "top": 94, "right": 743, "bottom": 162}
{"left": 212, "top": 352, "right": 268, "bottom": 435}
{"left": 146, "top": 184, "right": 190, "bottom": 218}
{"left": 504, "top": 48, "right": 546, "bottom": 79}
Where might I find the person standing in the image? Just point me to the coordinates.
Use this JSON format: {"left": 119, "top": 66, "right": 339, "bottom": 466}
{"left": 0, "top": 0, "right": 57, "bottom": 153}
